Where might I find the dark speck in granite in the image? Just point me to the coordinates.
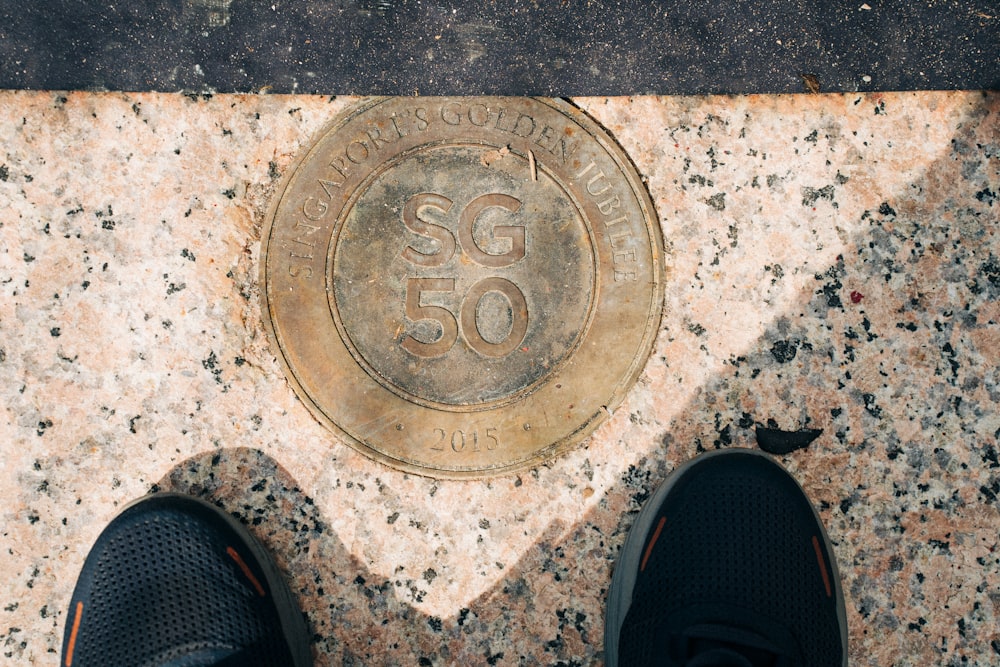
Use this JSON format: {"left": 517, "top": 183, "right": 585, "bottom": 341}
{"left": 756, "top": 426, "right": 823, "bottom": 455}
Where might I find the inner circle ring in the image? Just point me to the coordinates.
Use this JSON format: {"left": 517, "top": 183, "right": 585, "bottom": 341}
{"left": 326, "top": 140, "right": 599, "bottom": 413}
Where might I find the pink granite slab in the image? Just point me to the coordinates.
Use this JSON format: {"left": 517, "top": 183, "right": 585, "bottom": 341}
{"left": 1, "top": 91, "right": 997, "bottom": 665}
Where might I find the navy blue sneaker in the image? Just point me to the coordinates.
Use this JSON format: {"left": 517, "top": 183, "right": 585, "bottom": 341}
{"left": 61, "top": 493, "right": 312, "bottom": 667}
{"left": 606, "top": 448, "right": 847, "bottom": 666}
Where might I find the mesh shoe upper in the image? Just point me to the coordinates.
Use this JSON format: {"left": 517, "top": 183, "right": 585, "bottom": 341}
{"left": 608, "top": 449, "right": 847, "bottom": 667}
{"left": 61, "top": 493, "right": 310, "bottom": 667}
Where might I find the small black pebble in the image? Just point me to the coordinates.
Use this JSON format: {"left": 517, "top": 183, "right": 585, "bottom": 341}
{"left": 756, "top": 426, "right": 822, "bottom": 454}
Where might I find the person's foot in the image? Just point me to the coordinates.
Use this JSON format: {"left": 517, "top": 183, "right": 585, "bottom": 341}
{"left": 61, "top": 493, "right": 312, "bottom": 667}
{"left": 605, "top": 448, "right": 847, "bottom": 667}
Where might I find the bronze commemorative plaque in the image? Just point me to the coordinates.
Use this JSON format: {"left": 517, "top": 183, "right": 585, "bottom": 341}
{"left": 261, "top": 97, "right": 663, "bottom": 478}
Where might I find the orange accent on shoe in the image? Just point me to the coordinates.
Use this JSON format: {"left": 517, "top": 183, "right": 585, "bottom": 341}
{"left": 812, "top": 535, "right": 833, "bottom": 597}
{"left": 227, "top": 546, "right": 266, "bottom": 597}
{"left": 640, "top": 517, "right": 667, "bottom": 572}
{"left": 65, "top": 601, "right": 83, "bottom": 666}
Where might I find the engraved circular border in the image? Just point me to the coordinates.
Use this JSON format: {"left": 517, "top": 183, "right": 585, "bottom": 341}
{"left": 326, "top": 139, "right": 600, "bottom": 413}
{"left": 260, "top": 97, "right": 665, "bottom": 479}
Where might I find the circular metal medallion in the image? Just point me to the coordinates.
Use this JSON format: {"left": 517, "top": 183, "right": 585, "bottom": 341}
{"left": 261, "top": 97, "right": 663, "bottom": 478}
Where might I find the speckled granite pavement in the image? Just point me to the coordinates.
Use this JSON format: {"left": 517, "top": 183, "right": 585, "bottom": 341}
{"left": 1, "top": 91, "right": 998, "bottom": 665}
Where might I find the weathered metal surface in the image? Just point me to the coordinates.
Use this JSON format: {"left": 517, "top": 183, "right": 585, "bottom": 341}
{"left": 261, "top": 97, "right": 663, "bottom": 477}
